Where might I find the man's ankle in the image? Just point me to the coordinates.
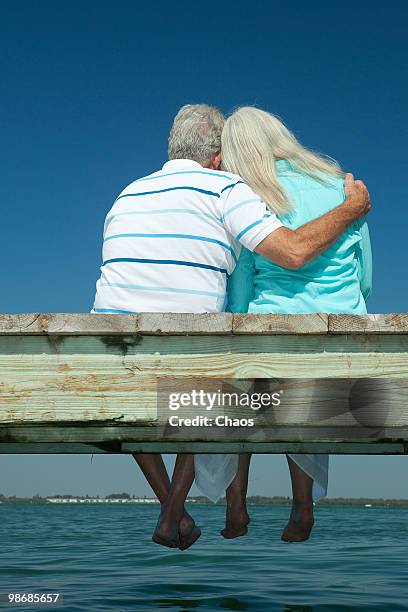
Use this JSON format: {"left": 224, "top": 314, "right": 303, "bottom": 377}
{"left": 161, "top": 498, "right": 184, "bottom": 519}
{"left": 292, "top": 498, "right": 313, "bottom": 507}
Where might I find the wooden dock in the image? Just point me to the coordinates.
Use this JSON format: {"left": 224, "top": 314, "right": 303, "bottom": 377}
{"left": 0, "top": 313, "right": 407, "bottom": 454}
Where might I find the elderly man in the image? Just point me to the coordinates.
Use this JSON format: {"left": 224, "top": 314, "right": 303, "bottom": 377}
{"left": 92, "top": 104, "right": 370, "bottom": 549}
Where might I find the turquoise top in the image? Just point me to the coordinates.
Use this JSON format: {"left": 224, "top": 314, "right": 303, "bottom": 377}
{"left": 227, "top": 160, "right": 372, "bottom": 315}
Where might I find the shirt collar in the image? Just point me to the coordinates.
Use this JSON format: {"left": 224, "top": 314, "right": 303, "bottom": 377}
{"left": 275, "top": 159, "right": 293, "bottom": 172}
{"left": 162, "top": 159, "right": 204, "bottom": 171}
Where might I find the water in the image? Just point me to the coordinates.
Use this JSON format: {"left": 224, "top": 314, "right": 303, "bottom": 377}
{"left": 0, "top": 504, "right": 407, "bottom": 611}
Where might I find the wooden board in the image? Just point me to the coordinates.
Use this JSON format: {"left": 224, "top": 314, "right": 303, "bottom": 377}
{"left": 0, "top": 423, "right": 407, "bottom": 443}
{"left": 1, "top": 313, "right": 407, "bottom": 335}
{"left": 329, "top": 314, "right": 408, "bottom": 334}
{"left": 233, "top": 313, "right": 328, "bottom": 334}
{"left": 1, "top": 350, "right": 408, "bottom": 424}
{"left": 2, "top": 333, "right": 408, "bottom": 356}
{"left": 0, "top": 313, "right": 234, "bottom": 335}
{"left": 121, "top": 441, "right": 407, "bottom": 454}
{"left": 0, "top": 442, "right": 404, "bottom": 454}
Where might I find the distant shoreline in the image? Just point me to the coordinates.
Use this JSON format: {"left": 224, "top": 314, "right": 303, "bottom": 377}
{"left": 1, "top": 495, "right": 408, "bottom": 506}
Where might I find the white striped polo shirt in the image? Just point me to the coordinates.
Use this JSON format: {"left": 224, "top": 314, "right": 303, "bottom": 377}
{"left": 92, "top": 159, "right": 282, "bottom": 314}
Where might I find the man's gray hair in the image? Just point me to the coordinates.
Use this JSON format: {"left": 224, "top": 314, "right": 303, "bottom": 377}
{"left": 168, "top": 104, "right": 225, "bottom": 165}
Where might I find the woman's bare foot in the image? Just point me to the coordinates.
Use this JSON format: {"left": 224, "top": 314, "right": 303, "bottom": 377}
{"left": 220, "top": 502, "right": 250, "bottom": 539}
{"left": 281, "top": 502, "right": 314, "bottom": 542}
{"left": 179, "top": 511, "right": 201, "bottom": 550}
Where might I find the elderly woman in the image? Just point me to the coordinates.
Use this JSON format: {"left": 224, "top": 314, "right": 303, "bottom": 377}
{"left": 195, "top": 106, "right": 372, "bottom": 542}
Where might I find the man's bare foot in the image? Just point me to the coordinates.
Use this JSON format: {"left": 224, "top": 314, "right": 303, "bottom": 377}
{"left": 281, "top": 503, "right": 314, "bottom": 542}
{"left": 153, "top": 509, "right": 201, "bottom": 550}
{"left": 179, "top": 525, "right": 201, "bottom": 550}
{"left": 179, "top": 511, "right": 201, "bottom": 550}
{"left": 152, "top": 506, "right": 181, "bottom": 548}
{"left": 220, "top": 505, "right": 250, "bottom": 539}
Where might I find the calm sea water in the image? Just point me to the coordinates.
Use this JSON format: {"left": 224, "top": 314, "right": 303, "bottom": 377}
{"left": 0, "top": 503, "right": 407, "bottom": 612}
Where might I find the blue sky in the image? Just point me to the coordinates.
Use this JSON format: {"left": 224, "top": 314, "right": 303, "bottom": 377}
{"left": 1, "top": 1, "right": 407, "bottom": 498}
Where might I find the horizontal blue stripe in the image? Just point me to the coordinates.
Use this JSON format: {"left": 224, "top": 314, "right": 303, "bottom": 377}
{"left": 236, "top": 219, "right": 264, "bottom": 241}
{"left": 100, "top": 282, "right": 223, "bottom": 298}
{"left": 104, "top": 233, "right": 237, "bottom": 263}
{"left": 135, "top": 170, "right": 233, "bottom": 183}
{"left": 93, "top": 308, "right": 138, "bottom": 314}
{"left": 221, "top": 180, "right": 244, "bottom": 193}
{"left": 101, "top": 257, "right": 229, "bottom": 275}
{"left": 115, "top": 186, "right": 220, "bottom": 202}
{"left": 105, "top": 208, "right": 222, "bottom": 231}
{"left": 223, "top": 198, "right": 260, "bottom": 219}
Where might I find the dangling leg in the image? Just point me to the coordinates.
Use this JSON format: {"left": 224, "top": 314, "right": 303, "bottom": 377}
{"left": 133, "top": 453, "right": 198, "bottom": 549}
{"left": 152, "top": 454, "right": 201, "bottom": 550}
{"left": 281, "top": 456, "right": 314, "bottom": 542}
{"left": 133, "top": 454, "right": 171, "bottom": 503}
{"left": 221, "top": 453, "right": 251, "bottom": 539}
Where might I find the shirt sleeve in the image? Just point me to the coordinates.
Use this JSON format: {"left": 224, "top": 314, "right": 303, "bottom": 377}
{"left": 221, "top": 181, "right": 283, "bottom": 251}
{"left": 337, "top": 178, "right": 372, "bottom": 302}
{"left": 226, "top": 247, "right": 255, "bottom": 312}
{"left": 355, "top": 220, "right": 373, "bottom": 301}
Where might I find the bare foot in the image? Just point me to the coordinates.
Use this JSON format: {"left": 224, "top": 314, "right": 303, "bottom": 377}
{"left": 179, "top": 511, "right": 201, "bottom": 551}
{"left": 152, "top": 507, "right": 180, "bottom": 548}
{"left": 220, "top": 505, "right": 250, "bottom": 539}
{"left": 179, "top": 525, "right": 201, "bottom": 550}
{"left": 281, "top": 503, "right": 314, "bottom": 542}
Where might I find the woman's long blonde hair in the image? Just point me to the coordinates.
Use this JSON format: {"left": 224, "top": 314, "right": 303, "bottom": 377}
{"left": 221, "top": 107, "right": 344, "bottom": 216}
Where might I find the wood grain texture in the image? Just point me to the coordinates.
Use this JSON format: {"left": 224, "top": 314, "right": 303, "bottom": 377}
{"left": 0, "top": 443, "right": 116, "bottom": 453}
{"left": 2, "top": 312, "right": 407, "bottom": 335}
{"left": 0, "top": 441, "right": 405, "bottom": 454}
{"left": 136, "top": 313, "right": 233, "bottom": 334}
{"left": 233, "top": 313, "right": 328, "bottom": 334}
{"left": 0, "top": 313, "right": 137, "bottom": 335}
{"left": 0, "top": 313, "right": 233, "bottom": 335}
{"left": 2, "top": 333, "right": 408, "bottom": 357}
{"left": 1, "top": 350, "right": 408, "bottom": 424}
{"left": 329, "top": 314, "right": 408, "bottom": 334}
{"left": 0, "top": 424, "right": 407, "bottom": 447}
{"left": 120, "top": 441, "right": 407, "bottom": 454}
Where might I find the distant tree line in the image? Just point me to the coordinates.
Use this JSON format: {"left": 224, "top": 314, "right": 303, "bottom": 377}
{"left": 1, "top": 493, "right": 408, "bottom": 506}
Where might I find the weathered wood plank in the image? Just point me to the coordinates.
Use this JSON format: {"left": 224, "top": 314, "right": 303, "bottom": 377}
{"left": 1, "top": 348, "right": 408, "bottom": 424}
{"left": 3, "top": 312, "right": 408, "bottom": 336}
{"left": 121, "top": 442, "right": 407, "bottom": 454}
{"left": 0, "top": 441, "right": 405, "bottom": 454}
{"left": 0, "top": 443, "right": 116, "bottom": 453}
{"left": 329, "top": 314, "right": 408, "bottom": 334}
{"left": 136, "top": 313, "right": 233, "bottom": 335}
{"left": 2, "top": 333, "right": 408, "bottom": 357}
{"left": 233, "top": 313, "right": 328, "bottom": 334}
{"left": 0, "top": 313, "right": 233, "bottom": 336}
{"left": 0, "top": 313, "right": 136, "bottom": 335}
{"left": 1, "top": 370, "right": 408, "bottom": 426}
{"left": 3, "top": 350, "right": 408, "bottom": 379}
{"left": 1, "top": 424, "right": 407, "bottom": 443}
